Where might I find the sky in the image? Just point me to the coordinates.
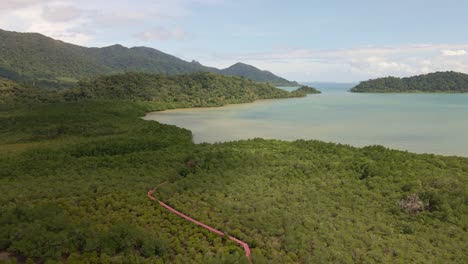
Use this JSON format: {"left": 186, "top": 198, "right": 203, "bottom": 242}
{"left": 1, "top": 0, "right": 468, "bottom": 82}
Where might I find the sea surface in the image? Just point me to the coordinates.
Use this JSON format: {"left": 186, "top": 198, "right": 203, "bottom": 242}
{"left": 144, "top": 84, "right": 468, "bottom": 157}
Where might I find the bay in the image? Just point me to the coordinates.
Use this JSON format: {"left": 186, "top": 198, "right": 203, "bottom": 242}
{"left": 144, "top": 84, "right": 468, "bottom": 157}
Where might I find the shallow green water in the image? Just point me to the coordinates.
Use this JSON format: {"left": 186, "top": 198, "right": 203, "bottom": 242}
{"left": 144, "top": 86, "right": 468, "bottom": 157}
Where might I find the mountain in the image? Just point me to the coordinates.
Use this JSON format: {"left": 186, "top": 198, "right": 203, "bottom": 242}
{"left": 220, "top": 62, "right": 298, "bottom": 86}
{"left": 0, "top": 29, "right": 297, "bottom": 87}
{"left": 350, "top": 71, "right": 468, "bottom": 93}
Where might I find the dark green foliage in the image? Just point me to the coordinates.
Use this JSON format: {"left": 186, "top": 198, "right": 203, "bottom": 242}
{"left": 64, "top": 72, "right": 301, "bottom": 106}
{"left": 220, "top": 62, "right": 298, "bottom": 86}
{"left": 0, "top": 77, "right": 17, "bottom": 89}
{"left": 0, "top": 78, "right": 64, "bottom": 108}
{"left": 292, "top": 85, "right": 321, "bottom": 95}
{"left": 351, "top": 71, "right": 468, "bottom": 93}
{"left": 0, "top": 74, "right": 466, "bottom": 263}
{"left": 0, "top": 100, "right": 466, "bottom": 263}
{"left": 0, "top": 72, "right": 302, "bottom": 111}
{"left": 159, "top": 140, "right": 468, "bottom": 263}
{"left": 0, "top": 29, "right": 296, "bottom": 88}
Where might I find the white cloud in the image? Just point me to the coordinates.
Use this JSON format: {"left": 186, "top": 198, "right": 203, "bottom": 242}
{"left": 135, "top": 28, "right": 190, "bottom": 41}
{"left": 42, "top": 4, "right": 82, "bottom": 22}
{"left": 0, "top": 0, "right": 222, "bottom": 45}
{"left": 0, "top": 0, "right": 44, "bottom": 10}
{"left": 441, "top": 49, "right": 467, "bottom": 56}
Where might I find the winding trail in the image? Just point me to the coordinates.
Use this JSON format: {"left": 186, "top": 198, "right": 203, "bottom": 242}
{"left": 147, "top": 189, "right": 252, "bottom": 262}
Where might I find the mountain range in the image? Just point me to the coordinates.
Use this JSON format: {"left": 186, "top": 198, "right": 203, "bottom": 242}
{"left": 0, "top": 29, "right": 297, "bottom": 88}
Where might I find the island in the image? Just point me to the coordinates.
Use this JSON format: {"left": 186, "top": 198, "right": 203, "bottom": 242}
{"left": 0, "top": 29, "right": 299, "bottom": 88}
{"left": 350, "top": 71, "right": 468, "bottom": 93}
{"left": 293, "top": 85, "right": 321, "bottom": 94}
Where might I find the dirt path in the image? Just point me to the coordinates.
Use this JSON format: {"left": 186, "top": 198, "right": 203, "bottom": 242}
{"left": 147, "top": 189, "right": 252, "bottom": 262}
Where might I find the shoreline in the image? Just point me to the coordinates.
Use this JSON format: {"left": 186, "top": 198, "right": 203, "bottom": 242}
{"left": 141, "top": 93, "right": 468, "bottom": 158}
{"left": 144, "top": 95, "right": 309, "bottom": 115}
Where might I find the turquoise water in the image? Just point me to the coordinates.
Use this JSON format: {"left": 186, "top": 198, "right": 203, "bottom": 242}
{"left": 144, "top": 86, "right": 468, "bottom": 157}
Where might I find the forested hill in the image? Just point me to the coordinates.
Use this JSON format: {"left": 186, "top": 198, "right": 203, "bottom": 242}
{"left": 1, "top": 72, "right": 304, "bottom": 108}
{"left": 350, "top": 71, "right": 468, "bottom": 93}
{"left": 65, "top": 72, "right": 302, "bottom": 106}
{"left": 0, "top": 29, "right": 297, "bottom": 87}
{"left": 220, "top": 63, "right": 298, "bottom": 86}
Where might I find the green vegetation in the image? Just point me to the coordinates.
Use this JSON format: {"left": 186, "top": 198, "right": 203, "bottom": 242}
{"left": 0, "top": 29, "right": 297, "bottom": 88}
{"left": 0, "top": 74, "right": 466, "bottom": 263}
{"left": 293, "top": 85, "right": 321, "bottom": 94}
{"left": 350, "top": 71, "right": 468, "bottom": 93}
{"left": 0, "top": 77, "right": 17, "bottom": 89}
{"left": 0, "top": 78, "right": 63, "bottom": 108}
{"left": 0, "top": 72, "right": 302, "bottom": 110}
{"left": 64, "top": 72, "right": 301, "bottom": 106}
{"left": 220, "top": 63, "right": 298, "bottom": 86}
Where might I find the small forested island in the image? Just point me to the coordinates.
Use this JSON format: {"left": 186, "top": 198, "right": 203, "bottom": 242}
{"left": 1, "top": 72, "right": 303, "bottom": 108}
{"left": 350, "top": 71, "right": 468, "bottom": 93}
{"left": 293, "top": 85, "right": 321, "bottom": 94}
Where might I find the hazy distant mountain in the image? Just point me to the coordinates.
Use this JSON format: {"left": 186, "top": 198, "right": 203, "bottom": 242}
{"left": 302, "top": 82, "right": 357, "bottom": 90}
{"left": 350, "top": 71, "right": 468, "bottom": 93}
{"left": 0, "top": 29, "right": 297, "bottom": 87}
{"left": 220, "top": 62, "right": 298, "bottom": 86}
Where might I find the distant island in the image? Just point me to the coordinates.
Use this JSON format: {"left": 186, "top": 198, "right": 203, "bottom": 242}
{"left": 350, "top": 71, "right": 468, "bottom": 93}
{"left": 1, "top": 35, "right": 466, "bottom": 264}
{"left": 0, "top": 29, "right": 298, "bottom": 88}
{"left": 293, "top": 85, "right": 321, "bottom": 94}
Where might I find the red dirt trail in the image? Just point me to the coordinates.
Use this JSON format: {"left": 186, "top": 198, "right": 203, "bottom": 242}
{"left": 147, "top": 190, "right": 252, "bottom": 262}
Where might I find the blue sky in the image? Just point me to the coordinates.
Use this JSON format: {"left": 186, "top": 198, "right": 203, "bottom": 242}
{"left": 1, "top": 0, "right": 468, "bottom": 82}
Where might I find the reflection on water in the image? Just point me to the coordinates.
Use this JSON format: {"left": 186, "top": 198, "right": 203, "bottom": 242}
{"left": 144, "top": 86, "right": 468, "bottom": 157}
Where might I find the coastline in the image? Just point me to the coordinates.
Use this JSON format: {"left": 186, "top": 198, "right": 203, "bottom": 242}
{"left": 142, "top": 92, "right": 468, "bottom": 158}
{"left": 143, "top": 95, "right": 309, "bottom": 115}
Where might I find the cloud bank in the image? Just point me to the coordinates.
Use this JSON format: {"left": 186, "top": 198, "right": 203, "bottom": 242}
{"left": 441, "top": 49, "right": 467, "bottom": 56}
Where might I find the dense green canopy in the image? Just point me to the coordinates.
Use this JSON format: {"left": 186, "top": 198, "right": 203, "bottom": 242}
{"left": 0, "top": 74, "right": 466, "bottom": 263}
{"left": 293, "top": 85, "right": 321, "bottom": 94}
{"left": 0, "top": 72, "right": 302, "bottom": 109}
{"left": 1, "top": 101, "right": 467, "bottom": 263}
{"left": 65, "top": 72, "right": 301, "bottom": 106}
{"left": 350, "top": 71, "right": 468, "bottom": 93}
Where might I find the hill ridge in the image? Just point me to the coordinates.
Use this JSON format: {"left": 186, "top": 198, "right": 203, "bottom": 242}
{"left": 0, "top": 29, "right": 297, "bottom": 87}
